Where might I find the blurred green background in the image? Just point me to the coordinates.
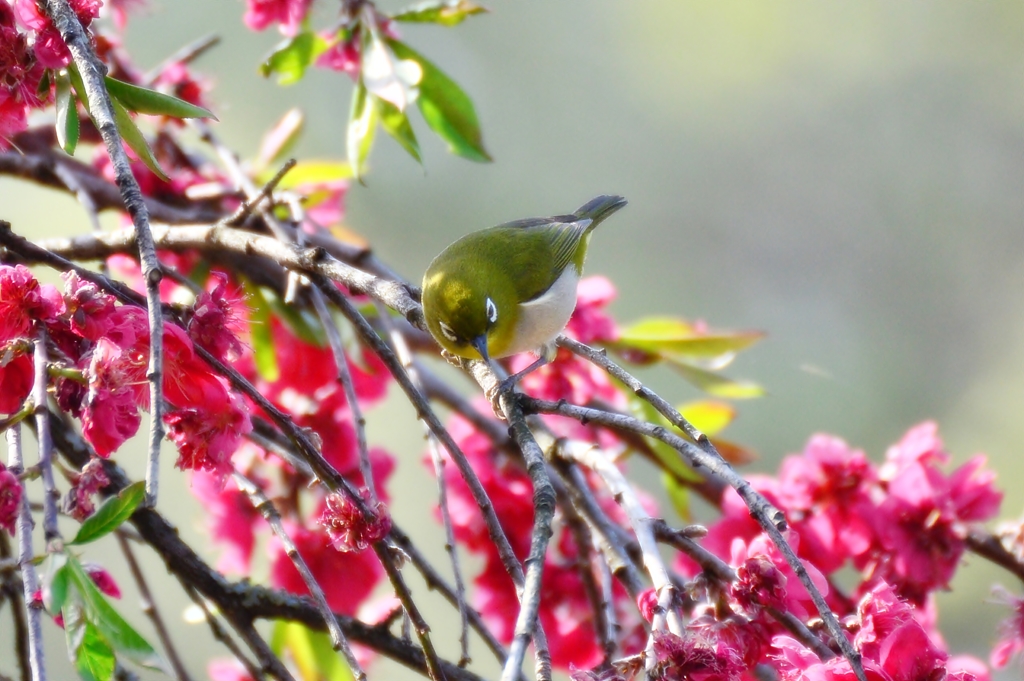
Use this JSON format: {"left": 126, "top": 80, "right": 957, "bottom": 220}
{"left": 1, "top": 1, "right": 1022, "bottom": 679}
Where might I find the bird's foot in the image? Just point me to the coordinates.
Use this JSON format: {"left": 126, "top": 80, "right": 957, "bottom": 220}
{"left": 486, "top": 375, "right": 521, "bottom": 420}
{"left": 440, "top": 349, "right": 465, "bottom": 368}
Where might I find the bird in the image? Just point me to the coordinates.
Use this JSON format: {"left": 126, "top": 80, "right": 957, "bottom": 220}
{"left": 421, "top": 195, "right": 627, "bottom": 389}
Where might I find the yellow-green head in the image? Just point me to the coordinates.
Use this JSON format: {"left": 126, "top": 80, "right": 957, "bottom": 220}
{"left": 422, "top": 195, "right": 627, "bottom": 362}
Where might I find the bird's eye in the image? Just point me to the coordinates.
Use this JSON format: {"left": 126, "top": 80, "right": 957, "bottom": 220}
{"left": 485, "top": 297, "right": 498, "bottom": 325}
{"left": 438, "top": 321, "right": 459, "bottom": 343}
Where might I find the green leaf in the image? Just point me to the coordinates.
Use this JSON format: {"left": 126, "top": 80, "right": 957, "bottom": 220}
{"left": 346, "top": 79, "right": 378, "bottom": 181}
{"left": 243, "top": 281, "right": 280, "bottom": 382}
{"left": 104, "top": 76, "right": 215, "bottom": 120}
{"left": 42, "top": 553, "right": 70, "bottom": 614}
{"left": 109, "top": 96, "right": 169, "bottom": 182}
{"left": 55, "top": 70, "right": 80, "bottom": 155}
{"left": 70, "top": 481, "right": 146, "bottom": 546}
{"left": 259, "top": 31, "right": 330, "bottom": 85}
{"left": 391, "top": 0, "right": 487, "bottom": 26}
{"left": 627, "top": 397, "right": 702, "bottom": 483}
{"left": 387, "top": 39, "right": 491, "bottom": 162}
{"left": 668, "top": 360, "right": 765, "bottom": 399}
{"left": 618, "top": 316, "right": 765, "bottom": 359}
{"left": 361, "top": 28, "right": 421, "bottom": 111}
{"left": 64, "top": 601, "right": 116, "bottom": 681}
{"left": 677, "top": 400, "right": 735, "bottom": 437}
{"left": 271, "top": 621, "right": 353, "bottom": 681}
{"left": 66, "top": 557, "right": 165, "bottom": 671}
{"left": 266, "top": 160, "right": 353, "bottom": 189}
{"left": 376, "top": 96, "right": 422, "bottom": 164}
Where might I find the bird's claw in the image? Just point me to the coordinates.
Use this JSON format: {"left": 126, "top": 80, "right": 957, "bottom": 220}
{"left": 440, "top": 349, "right": 465, "bottom": 368}
{"left": 486, "top": 376, "right": 519, "bottom": 420}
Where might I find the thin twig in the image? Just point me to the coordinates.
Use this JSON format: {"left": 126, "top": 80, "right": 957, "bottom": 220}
{"left": 44, "top": 0, "right": 166, "bottom": 507}
{"left": 33, "top": 330, "right": 60, "bottom": 543}
{"left": 7, "top": 425, "right": 46, "bottom": 681}
{"left": 231, "top": 471, "right": 366, "bottom": 681}
{"left": 525, "top": 394, "right": 864, "bottom": 680}
{"left": 182, "top": 585, "right": 267, "bottom": 681}
{"left": 142, "top": 34, "right": 222, "bottom": 85}
{"left": 380, "top": 305, "right": 471, "bottom": 666}
{"left": 555, "top": 439, "right": 683, "bottom": 677}
{"left": 116, "top": 532, "right": 194, "bottom": 681}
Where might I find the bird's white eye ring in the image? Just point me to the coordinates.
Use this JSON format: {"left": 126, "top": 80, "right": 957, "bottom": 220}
{"left": 438, "top": 321, "right": 458, "bottom": 343}
{"left": 485, "top": 297, "right": 498, "bottom": 324}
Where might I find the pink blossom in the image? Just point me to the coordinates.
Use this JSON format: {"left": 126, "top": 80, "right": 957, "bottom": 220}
{"left": 0, "top": 264, "right": 61, "bottom": 341}
{"left": 82, "top": 563, "right": 121, "bottom": 599}
{"left": 318, "top": 490, "right": 391, "bottom": 552}
{"left": 107, "top": 0, "right": 146, "bottom": 30}
{"left": 649, "top": 630, "right": 745, "bottom": 681}
{"left": 0, "top": 351, "right": 32, "bottom": 413}
{"left": 64, "top": 457, "right": 110, "bottom": 521}
{"left": 730, "top": 553, "right": 787, "bottom": 612}
{"left": 188, "top": 273, "right": 244, "bottom": 362}
{"left": 0, "top": 94, "right": 27, "bottom": 147}
{"left": 565, "top": 276, "right": 620, "bottom": 344}
{"left": 208, "top": 660, "right": 256, "bottom": 681}
{"left": 62, "top": 270, "right": 118, "bottom": 341}
{"left": 81, "top": 338, "right": 143, "bottom": 456}
{"left": 191, "top": 467, "right": 261, "bottom": 574}
{"left": 165, "top": 392, "right": 252, "bottom": 481}
{"left": 316, "top": 32, "right": 360, "bottom": 80}
{"left": 14, "top": 0, "right": 101, "bottom": 68}
{"left": 269, "top": 523, "right": 382, "bottom": 615}
{"left": 637, "top": 587, "right": 658, "bottom": 622}
{"left": 243, "top": 0, "right": 311, "bottom": 36}
{"left": 990, "top": 591, "right": 1024, "bottom": 668}
{"left": 0, "top": 463, "right": 21, "bottom": 535}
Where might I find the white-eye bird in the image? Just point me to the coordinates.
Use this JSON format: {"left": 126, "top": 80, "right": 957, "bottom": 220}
{"left": 421, "top": 195, "right": 627, "bottom": 377}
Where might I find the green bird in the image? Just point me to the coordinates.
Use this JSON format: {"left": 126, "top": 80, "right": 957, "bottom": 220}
{"left": 421, "top": 195, "right": 627, "bottom": 374}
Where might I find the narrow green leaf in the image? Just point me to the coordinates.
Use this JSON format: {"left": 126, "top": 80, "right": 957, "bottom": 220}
{"left": 66, "top": 557, "right": 166, "bottom": 671}
{"left": 387, "top": 39, "right": 490, "bottom": 162}
{"left": 64, "top": 601, "right": 116, "bottom": 681}
{"left": 104, "top": 76, "right": 215, "bottom": 120}
{"left": 346, "top": 79, "right": 378, "bottom": 181}
{"left": 70, "top": 481, "right": 146, "bottom": 546}
{"left": 67, "top": 63, "right": 91, "bottom": 112}
{"left": 42, "top": 553, "right": 69, "bottom": 614}
{"left": 109, "top": 96, "right": 169, "bottom": 181}
{"left": 259, "top": 31, "right": 329, "bottom": 85}
{"left": 272, "top": 621, "right": 353, "bottom": 681}
{"left": 243, "top": 281, "right": 280, "bottom": 382}
{"left": 677, "top": 400, "right": 735, "bottom": 437}
{"left": 627, "top": 397, "right": 702, "bottom": 483}
{"left": 668, "top": 360, "right": 765, "bottom": 399}
{"left": 376, "top": 96, "right": 422, "bottom": 164}
{"left": 266, "top": 160, "right": 353, "bottom": 189}
{"left": 391, "top": 0, "right": 487, "bottom": 26}
{"left": 55, "top": 70, "right": 80, "bottom": 154}
{"left": 618, "top": 316, "right": 765, "bottom": 359}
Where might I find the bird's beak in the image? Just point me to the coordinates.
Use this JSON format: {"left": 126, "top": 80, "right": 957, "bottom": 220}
{"left": 470, "top": 335, "right": 490, "bottom": 364}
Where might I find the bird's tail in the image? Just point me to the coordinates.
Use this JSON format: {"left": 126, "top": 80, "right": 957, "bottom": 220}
{"left": 574, "top": 195, "right": 628, "bottom": 230}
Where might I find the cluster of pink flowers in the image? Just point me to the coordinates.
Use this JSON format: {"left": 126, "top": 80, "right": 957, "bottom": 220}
{"left": 432, "top": 275, "right": 1019, "bottom": 679}
{"left": 0, "top": 263, "right": 252, "bottom": 481}
{"left": 0, "top": 0, "right": 103, "bottom": 146}
{"left": 188, "top": 299, "right": 396, "bottom": 625}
